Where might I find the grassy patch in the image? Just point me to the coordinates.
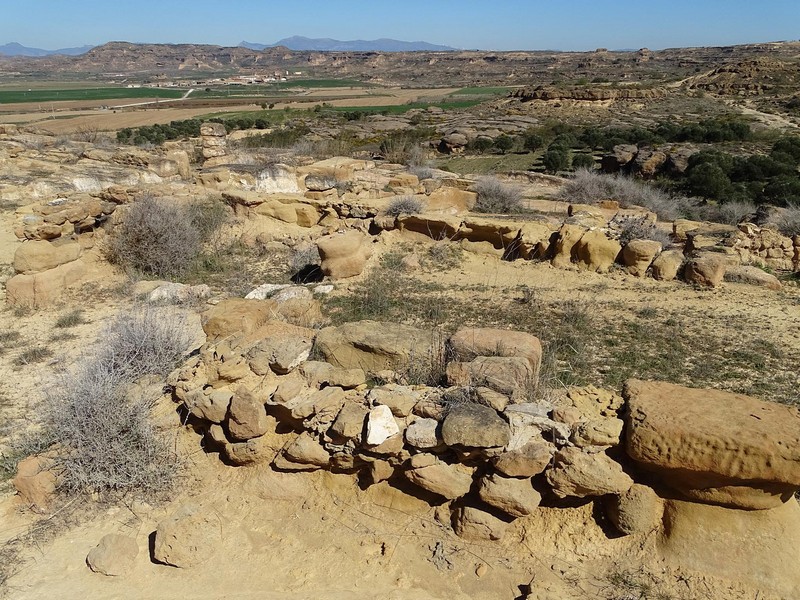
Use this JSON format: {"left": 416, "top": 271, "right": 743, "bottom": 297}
{"left": 322, "top": 265, "right": 800, "bottom": 404}
{"left": 436, "top": 153, "right": 539, "bottom": 175}
{"left": 0, "top": 87, "right": 183, "bottom": 104}
{"left": 54, "top": 309, "right": 85, "bottom": 329}
{"left": 450, "top": 86, "right": 511, "bottom": 96}
{"left": 14, "top": 346, "right": 53, "bottom": 366}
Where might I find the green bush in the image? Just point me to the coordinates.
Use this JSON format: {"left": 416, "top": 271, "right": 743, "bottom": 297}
{"left": 543, "top": 148, "right": 570, "bottom": 173}
{"left": 571, "top": 153, "right": 595, "bottom": 170}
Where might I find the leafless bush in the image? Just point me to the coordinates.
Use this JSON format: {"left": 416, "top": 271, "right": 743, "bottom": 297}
{"left": 386, "top": 195, "right": 426, "bottom": 217}
{"left": 40, "top": 307, "right": 189, "bottom": 495}
{"left": 290, "top": 243, "right": 321, "bottom": 272}
{"left": 108, "top": 195, "right": 230, "bottom": 280}
{"left": 715, "top": 200, "right": 757, "bottom": 225}
{"left": 474, "top": 176, "right": 524, "bottom": 214}
{"left": 74, "top": 125, "right": 99, "bottom": 143}
{"left": 399, "top": 335, "right": 448, "bottom": 387}
{"left": 560, "top": 169, "right": 690, "bottom": 221}
{"left": 107, "top": 196, "right": 201, "bottom": 279}
{"left": 769, "top": 202, "right": 800, "bottom": 237}
{"left": 409, "top": 165, "right": 434, "bottom": 180}
{"left": 96, "top": 306, "right": 192, "bottom": 381}
{"left": 611, "top": 215, "right": 674, "bottom": 247}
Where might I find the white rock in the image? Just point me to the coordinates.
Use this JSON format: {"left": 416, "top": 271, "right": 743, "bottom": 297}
{"left": 148, "top": 282, "right": 211, "bottom": 304}
{"left": 272, "top": 286, "right": 312, "bottom": 303}
{"left": 366, "top": 405, "right": 400, "bottom": 446}
{"left": 245, "top": 283, "right": 289, "bottom": 300}
{"left": 313, "top": 284, "right": 335, "bottom": 294}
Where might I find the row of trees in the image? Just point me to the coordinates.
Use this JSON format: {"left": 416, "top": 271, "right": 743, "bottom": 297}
{"left": 683, "top": 136, "right": 800, "bottom": 206}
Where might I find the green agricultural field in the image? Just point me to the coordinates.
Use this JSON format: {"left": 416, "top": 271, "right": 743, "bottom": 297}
{"left": 276, "top": 78, "right": 373, "bottom": 89}
{"left": 191, "top": 79, "right": 372, "bottom": 98}
{"left": 450, "top": 86, "right": 511, "bottom": 96}
{"left": 0, "top": 87, "right": 184, "bottom": 104}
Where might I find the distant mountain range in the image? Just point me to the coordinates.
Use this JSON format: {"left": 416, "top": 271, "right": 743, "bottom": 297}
{"left": 0, "top": 42, "right": 94, "bottom": 57}
{"left": 240, "top": 36, "right": 457, "bottom": 52}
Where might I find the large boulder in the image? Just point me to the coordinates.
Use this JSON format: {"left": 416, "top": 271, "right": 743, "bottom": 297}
{"left": 13, "top": 455, "right": 56, "bottom": 511}
{"left": 6, "top": 259, "right": 87, "bottom": 308}
{"left": 624, "top": 379, "right": 800, "bottom": 509}
{"left": 452, "top": 506, "right": 509, "bottom": 541}
{"left": 659, "top": 499, "right": 800, "bottom": 597}
{"left": 621, "top": 239, "right": 662, "bottom": 277}
{"left": 650, "top": 249, "right": 684, "bottom": 281}
{"left": 446, "top": 357, "right": 535, "bottom": 398}
{"left": 477, "top": 473, "right": 542, "bottom": 518}
{"left": 493, "top": 440, "right": 553, "bottom": 477}
{"left": 724, "top": 265, "right": 782, "bottom": 290}
{"left": 606, "top": 483, "right": 664, "bottom": 535}
{"left": 448, "top": 327, "right": 542, "bottom": 371}
{"left": 314, "top": 320, "right": 442, "bottom": 373}
{"left": 316, "top": 231, "right": 372, "bottom": 279}
{"left": 227, "top": 389, "right": 270, "bottom": 441}
{"left": 13, "top": 239, "right": 81, "bottom": 274}
{"left": 404, "top": 454, "right": 474, "bottom": 500}
{"left": 683, "top": 254, "right": 727, "bottom": 287}
{"left": 425, "top": 187, "right": 477, "bottom": 214}
{"left": 574, "top": 230, "right": 621, "bottom": 273}
{"left": 551, "top": 224, "right": 585, "bottom": 269}
{"left": 203, "top": 298, "right": 322, "bottom": 340}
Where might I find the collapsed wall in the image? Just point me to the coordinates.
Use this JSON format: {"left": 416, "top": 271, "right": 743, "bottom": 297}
{"left": 165, "top": 297, "right": 800, "bottom": 595}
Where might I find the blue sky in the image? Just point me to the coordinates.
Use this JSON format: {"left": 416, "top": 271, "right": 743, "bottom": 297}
{"left": 2, "top": 0, "right": 799, "bottom": 51}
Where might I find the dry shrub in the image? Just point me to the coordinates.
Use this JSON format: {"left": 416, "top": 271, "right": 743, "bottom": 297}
{"left": 560, "top": 169, "right": 689, "bottom": 221}
{"left": 386, "top": 195, "right": 425, "bottom": 217}
{"left": 40, "top": 307, "right": 190, "bottom": 495}
{"left": 611, "top": 215, "right": 674, "bottom": 247}
{"left": 715, "top": 199, "right": 757, "bottom": 225}
{"left": 770, "top": 202, "right": 800, "bottom": 236}
{"left": 474, "top": 176, "right": 523, "bottom": 214}
{"left": 107, "top": 196, "right": 201, "bottom": 279}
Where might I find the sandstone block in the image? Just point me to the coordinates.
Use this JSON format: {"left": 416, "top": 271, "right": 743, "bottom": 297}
{"left": 86, "top": 534, "right": 138, "bottom": 576}
{"left": 153, "top": 504, "right": 222, "bottom": 568}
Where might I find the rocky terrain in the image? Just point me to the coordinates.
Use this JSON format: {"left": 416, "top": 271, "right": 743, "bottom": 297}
{"left": 0, "top": 83, "right": 799, "bottom": 600}
{"left": 2, "top": 40, "right": 799, "bottom": 94}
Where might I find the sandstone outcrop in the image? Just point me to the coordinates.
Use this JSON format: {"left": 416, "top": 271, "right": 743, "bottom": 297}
{"left": 625, "top": 379, "right": 800, "bottom": 509}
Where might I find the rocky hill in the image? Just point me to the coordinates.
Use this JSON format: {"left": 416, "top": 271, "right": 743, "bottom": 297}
{"left": 2, "top": 40, "right": 799, "bottom": 91}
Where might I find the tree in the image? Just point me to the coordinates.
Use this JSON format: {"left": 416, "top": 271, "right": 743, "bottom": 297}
{"left": 686, "top": 163, "right": 733, "bottom": 199}
{"left": 523, "top": 131, "right": 545, "bottom": 152}
{"left": 571, "top": 153, "right": 595, "bottom": 171}
{"left": 470, "top": 137, "right": 494, "bottom": 154}
{"left": 543, "top": 148, "right": 569, "bottom": 173}
{"left": 494, "top": 134, "right": 514, "bottom": 154}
